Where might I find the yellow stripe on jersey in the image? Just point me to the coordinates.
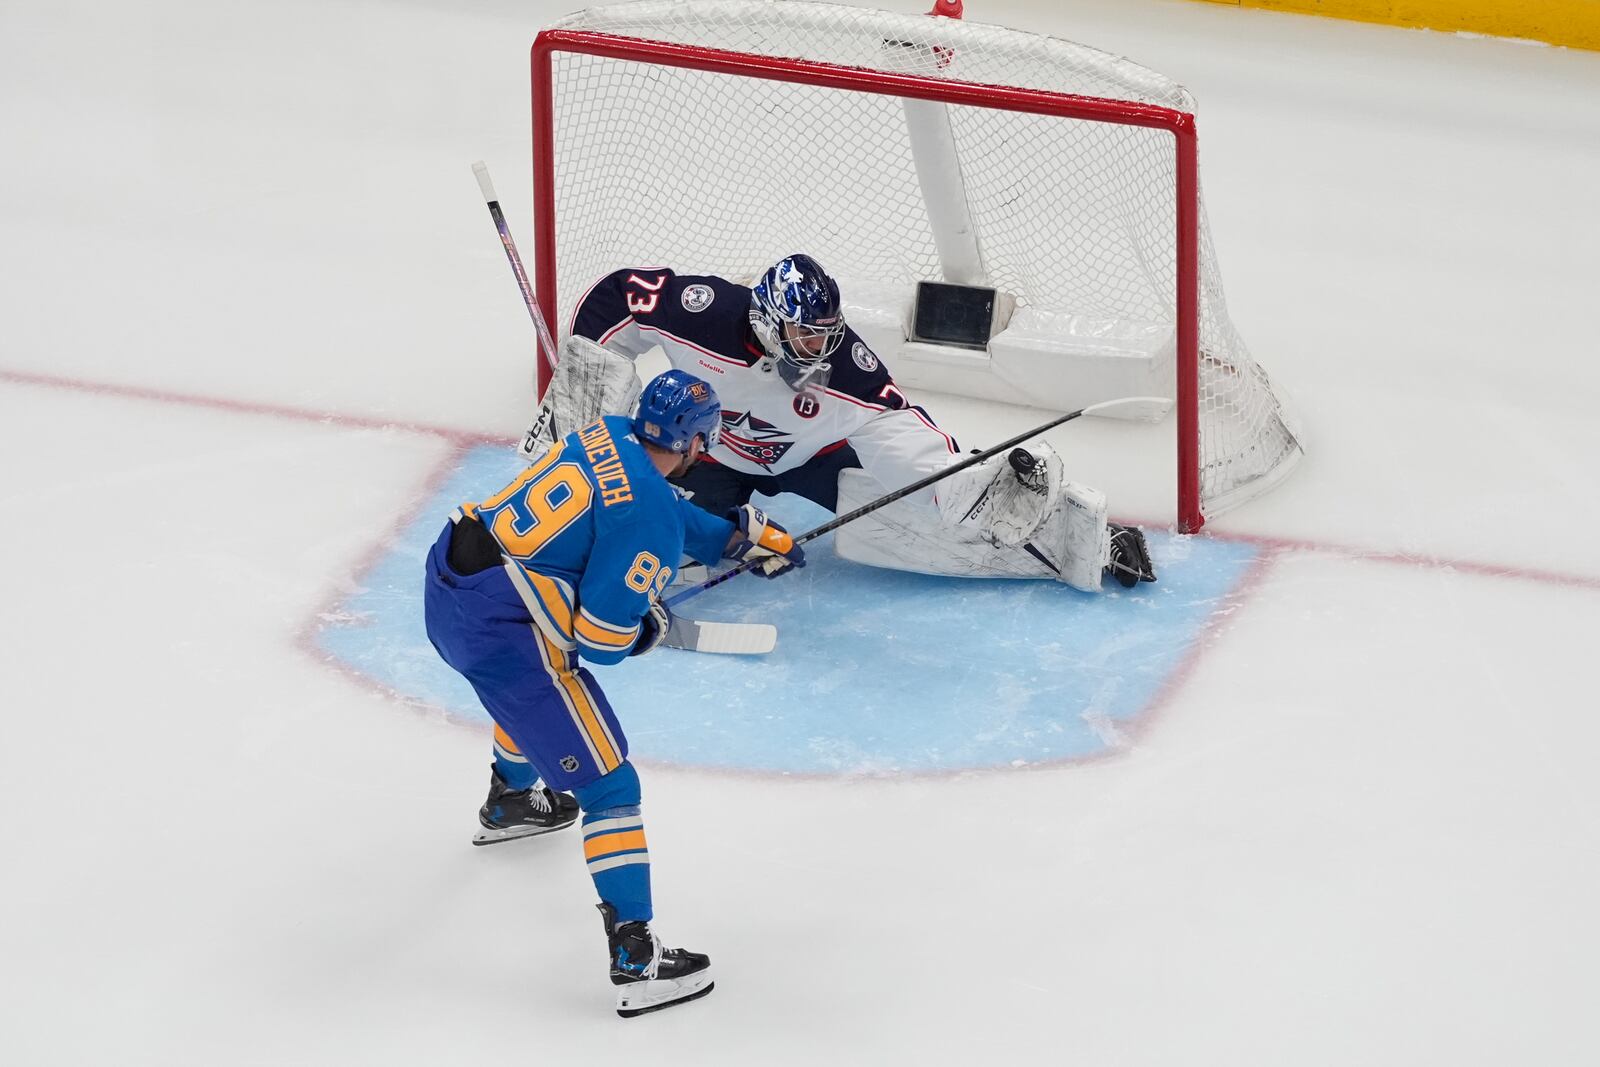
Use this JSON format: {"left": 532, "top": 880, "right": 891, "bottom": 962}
{"left": 575, "top": 607, "right": 639, "bottom": 650}
{"left": 502, "top": 562, "right": 578, "bottom": 652}
{"left": 522, "top": 568, "right": 575, "bottom": 637}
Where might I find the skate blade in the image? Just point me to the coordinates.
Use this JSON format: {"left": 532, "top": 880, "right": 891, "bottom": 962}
{"left": 615, "top": 972, "right": 715, "bottom": 1018}
{"left": 471, "top": 821, "right": 572, "bottom": 847}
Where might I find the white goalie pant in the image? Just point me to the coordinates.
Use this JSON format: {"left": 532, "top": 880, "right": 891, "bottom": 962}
{"left": 519, "top": 335, "right": 642, "bottom": 461}
{"left": 832, "top": 469, "right": 1112, "bottom": 593}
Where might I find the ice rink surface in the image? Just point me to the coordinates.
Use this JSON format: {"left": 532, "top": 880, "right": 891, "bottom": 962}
{"left": 3, "top": 1, "right": 1598, "bottom": 1063}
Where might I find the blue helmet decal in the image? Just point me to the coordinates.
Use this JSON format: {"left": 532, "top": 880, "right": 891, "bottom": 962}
{"left": 749, "top": 253, "right": 845, "bottom": 369}
{"left": 633, "top": 369, "right": 722, "bottom": 453}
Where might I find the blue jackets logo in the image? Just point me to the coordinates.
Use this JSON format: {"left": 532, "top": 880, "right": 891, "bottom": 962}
{"left": 719, "top": 409, "right": 795, "bottom": 468}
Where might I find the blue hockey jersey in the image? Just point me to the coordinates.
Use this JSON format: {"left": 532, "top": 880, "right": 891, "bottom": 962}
{"left": 463, "top": 414, "right": 733, "bottom": 665}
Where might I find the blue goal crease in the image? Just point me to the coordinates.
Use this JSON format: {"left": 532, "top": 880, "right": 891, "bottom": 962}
{"left": 314, "top": 445, "right": 1260, "bottom": 775}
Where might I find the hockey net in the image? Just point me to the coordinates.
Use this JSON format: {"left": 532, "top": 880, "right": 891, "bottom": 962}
{"left": 531, "top": 0, "right": 1302, "bottom": 530}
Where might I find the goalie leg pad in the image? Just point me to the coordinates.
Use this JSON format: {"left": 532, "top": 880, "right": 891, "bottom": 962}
{"left": 835, "top": 469, "right": 1108, "bottom": 591}
{"left": 1038, "top": 481, "right": 1110, "bottom": 593}
{"left": 935, "top": 443, "right": 1063, "bottom": 546}
{"left": 520, "top": 336, "right": 642, "bottom": 460}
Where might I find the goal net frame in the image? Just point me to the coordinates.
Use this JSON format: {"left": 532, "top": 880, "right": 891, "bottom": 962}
{"left": 529, "top": 2, "right": 1297, "bottom": 533}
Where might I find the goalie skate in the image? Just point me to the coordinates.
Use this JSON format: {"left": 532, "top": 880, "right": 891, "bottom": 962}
{"left": 1105, "top": 522, "right": 1156, "bottom": 587}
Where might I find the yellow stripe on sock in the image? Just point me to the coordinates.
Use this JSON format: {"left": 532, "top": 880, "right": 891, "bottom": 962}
{"left": 583, "top": 828, "right": 648, "bottom": 861}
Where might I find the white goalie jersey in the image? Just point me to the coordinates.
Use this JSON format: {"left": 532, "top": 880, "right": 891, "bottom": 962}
{"left": 569, "top": 268, "right": 959, "bottom": 501}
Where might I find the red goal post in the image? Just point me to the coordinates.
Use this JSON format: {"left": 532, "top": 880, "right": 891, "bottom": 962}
{"left": 529, "top": 1, "right": 1302, "bottom": 532}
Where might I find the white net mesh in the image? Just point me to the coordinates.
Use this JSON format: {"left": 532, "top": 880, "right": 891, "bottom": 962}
{"left": 538, "top": 0, "right": 1302, "bottom": 522}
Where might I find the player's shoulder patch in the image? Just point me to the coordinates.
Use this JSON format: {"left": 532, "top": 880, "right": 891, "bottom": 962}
{"left": 680, "top": 283, "right": 715, "bottom": 313}
{"left": 659, "top": 275, "right": 759, "bottom": 361}
{"left": 821, "top": 327, "right": 894, "bottom": 403}
{"left": 849, "top": 340, "right": 878, "bottom": 372}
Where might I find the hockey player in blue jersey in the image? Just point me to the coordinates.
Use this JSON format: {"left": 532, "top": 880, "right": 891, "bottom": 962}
{"left": 424, "top": 369, "right": 804, "bottom": 1017}
{"left": 536, "top": 254, "right": 1154, "bottom": 590}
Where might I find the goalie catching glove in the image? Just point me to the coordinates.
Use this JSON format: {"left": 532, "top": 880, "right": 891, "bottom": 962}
{"left": 726, "top": 504, "right": 806, "bottom": 578}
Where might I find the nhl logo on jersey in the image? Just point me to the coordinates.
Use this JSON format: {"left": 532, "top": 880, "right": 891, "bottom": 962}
{"left": 560, "top": 755, "right": 579, "bottom": 772}
{"left": 851, "top": 342, "right": 878, "bottom": 372}
{"left": 680, "top": 284, "right": 715, "bottom": 313}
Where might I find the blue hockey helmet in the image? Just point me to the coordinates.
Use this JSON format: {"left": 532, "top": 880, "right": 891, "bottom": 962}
{"left": 633, "top": 369, "right": 722, "bottom": 454}
{"left": 749, "top": 254, "right": 845, "bottom": 373}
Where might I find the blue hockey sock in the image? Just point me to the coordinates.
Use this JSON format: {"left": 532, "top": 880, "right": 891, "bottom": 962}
{"left": 492, "top": 725, "right": 539, "bottom": 791}
{"left": 574, "top": 762, "right": 652, "bottom": 923}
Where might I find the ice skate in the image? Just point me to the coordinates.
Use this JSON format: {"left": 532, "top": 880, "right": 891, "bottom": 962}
{"left": 1105, "top": 522, "right": 1156, "bottom": 588}
{"left": 472, "top": 768, "right": 579, "bottom": 846}
{"left": 597, "top": 903, "right": 715, "bottom": 1018}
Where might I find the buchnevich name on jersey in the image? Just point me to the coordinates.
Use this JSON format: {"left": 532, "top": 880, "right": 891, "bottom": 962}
{"left": 577, "top": 419, "right": 633, "bottom": 507}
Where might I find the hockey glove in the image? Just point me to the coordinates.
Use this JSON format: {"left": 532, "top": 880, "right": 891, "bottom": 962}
{"left": 726, "top": 504, "right": 806, "bottom": 578}
{"left": 630, "top": 599, "right": 671, "bottom": 657}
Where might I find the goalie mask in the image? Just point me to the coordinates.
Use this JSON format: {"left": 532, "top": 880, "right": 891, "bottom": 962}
{"left": 749, "top": 254, "right": 844, "bottom": 392}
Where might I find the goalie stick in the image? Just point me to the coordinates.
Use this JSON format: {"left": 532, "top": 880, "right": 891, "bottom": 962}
{"left": 472, "top": 161, "right": 768, "bottom": 654}
{"left": 472, "top": 161, "right": 558, "bottom": 380}
{"left": 664, "top": 396, "right": 1166, "bottom": 609}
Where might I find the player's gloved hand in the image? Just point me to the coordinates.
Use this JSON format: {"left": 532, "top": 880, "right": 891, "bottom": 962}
{"left": 629, "top": 599, "right": 671, "bottom": 657}
{"left": 726, "top": 504, "right": 806, "bottom": 578}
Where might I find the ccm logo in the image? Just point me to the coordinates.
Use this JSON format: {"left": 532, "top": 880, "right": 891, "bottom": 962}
{"left": 697, "top": 360, "right": 725, "bottom": 375}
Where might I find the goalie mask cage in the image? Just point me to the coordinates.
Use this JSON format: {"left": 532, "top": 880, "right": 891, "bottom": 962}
{"left": 530, "top": 0, "right": 1303, "bottom": 532}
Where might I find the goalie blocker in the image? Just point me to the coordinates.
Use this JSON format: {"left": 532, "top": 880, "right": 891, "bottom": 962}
{"left": 520, "top": 336, "right": 643, "bottom": 460}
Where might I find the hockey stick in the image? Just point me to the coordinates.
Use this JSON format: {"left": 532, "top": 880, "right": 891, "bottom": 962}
{"left": 664, "top": 615, "right": 777, "bottom": 655}
{"left": 664, "top": 395, "right": 1166, "bottom": 608}
{"left": 472, "top": 161, "right": 558, "bottom": 378}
